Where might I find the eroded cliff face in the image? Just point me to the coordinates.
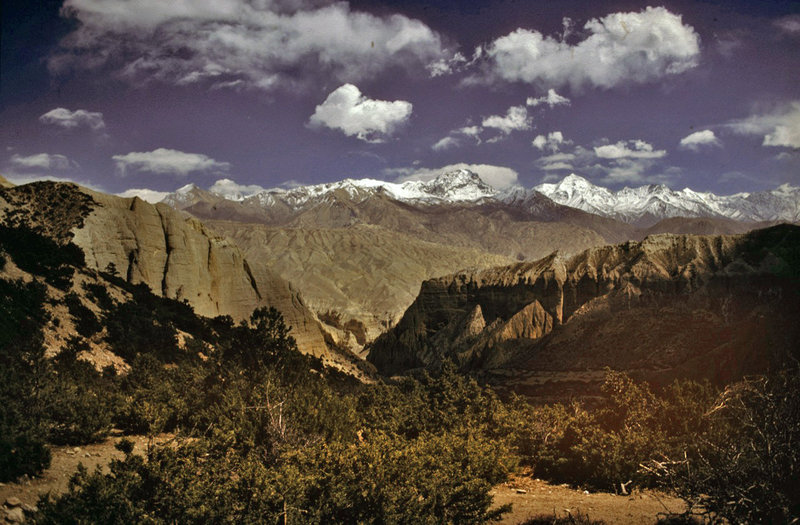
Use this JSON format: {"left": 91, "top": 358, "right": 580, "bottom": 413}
{"left": 0, "top": 182, "right": 332, "bottom": 359}
{"left": 367, "top": 226, "right": 800, "bottom": 388}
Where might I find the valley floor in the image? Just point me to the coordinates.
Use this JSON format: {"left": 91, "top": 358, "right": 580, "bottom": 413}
{"left": 1, "top": 436, "right": 686, "bottom": 524}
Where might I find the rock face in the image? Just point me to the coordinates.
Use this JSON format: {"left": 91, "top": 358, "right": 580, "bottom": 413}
{"left": 0, "top": 182, "right": 331, "bottom": 358}
{"left": 368, "top": 225, "right": 800, "bottom": 392}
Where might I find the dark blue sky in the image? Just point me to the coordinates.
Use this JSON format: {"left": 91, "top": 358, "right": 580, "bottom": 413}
{"left": 1, "top": 0, "right": 798, "bottom": 199}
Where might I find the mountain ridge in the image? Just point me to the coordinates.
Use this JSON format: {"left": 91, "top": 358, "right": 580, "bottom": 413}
{"left": 367, "top": 224, "right": 800, "bottom": 396}
{"left": 157, "top": 170, "right": 800, "bottom": 229}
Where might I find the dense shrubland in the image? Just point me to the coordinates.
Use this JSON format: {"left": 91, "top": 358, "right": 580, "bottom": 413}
{"left": 1, "top": 226, "right": 798, "bottom": 523}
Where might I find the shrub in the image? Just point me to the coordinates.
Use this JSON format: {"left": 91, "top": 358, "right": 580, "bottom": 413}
{"left": 0, "top": 225, "right": 84, "bottom": 289}
{"left": 650, "top": 371, "right": 800, "bottom": 524}
{"left": 64, "top": 292, "right": 102, "bottom": 337}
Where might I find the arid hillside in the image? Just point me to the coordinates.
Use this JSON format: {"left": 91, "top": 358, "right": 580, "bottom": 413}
{"left": 368, "top": 225, "right": 800, "bottom": 397}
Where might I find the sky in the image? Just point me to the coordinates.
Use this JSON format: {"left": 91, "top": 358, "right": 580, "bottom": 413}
{"left": 1, "top": 0, "right": 798, "bottom": 200}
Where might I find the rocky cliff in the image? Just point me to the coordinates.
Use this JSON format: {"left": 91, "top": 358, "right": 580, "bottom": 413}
{"left": 368, "top": 225, "right": 800, "bottom": 392}
{"left": 0, "top": 182, "right": 333, "bottom": 359}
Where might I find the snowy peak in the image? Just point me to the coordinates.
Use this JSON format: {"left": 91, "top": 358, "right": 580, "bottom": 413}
{"left": 162, "top": 169, "right": 498, "bottom": 212}
{"left": 535, "top": 174, "right": 800, "bottom": 226}
{"left": 415, "top": 168, "right": 496, "bottom": 200}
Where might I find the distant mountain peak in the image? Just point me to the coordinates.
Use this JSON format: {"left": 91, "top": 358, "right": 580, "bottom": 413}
{"left": 535, "top": 174, "right": 800, "bottom": 226}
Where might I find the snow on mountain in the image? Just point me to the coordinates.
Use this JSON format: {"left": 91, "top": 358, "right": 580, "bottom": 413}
{"left": 193, "top": 168, "right": 498, "bottom": 210}
{"left": 533, "top": 174, "right": 800, "bottom": 226}
{"left": 158, "top": 170, "right": 799, "bottom": 226}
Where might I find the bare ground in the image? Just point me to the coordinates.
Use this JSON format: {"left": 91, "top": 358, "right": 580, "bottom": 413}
{"left": 0, "top": 435, "right": 161, "bottom": 510}
{"left": 492, "top": 475, "right": 687, "bottom": 524}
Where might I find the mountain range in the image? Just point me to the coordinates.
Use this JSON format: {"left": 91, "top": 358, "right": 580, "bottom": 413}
{"left": 2, "top": 172, "right": 799, "bottom": 395}
{"left": 159, "top": 170, "right": 800, "bottom": 229}
{"left": 149, "top": 169, "right": 798, "bottom": 355}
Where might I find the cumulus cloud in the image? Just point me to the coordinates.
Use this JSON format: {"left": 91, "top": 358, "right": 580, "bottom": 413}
{"left": 527, "top": 89, "right": 570, "bottom": 107}
{"left": 112, "top": 148, "right": 231, "bottom": 177}
{"left": 679, "top": 130, "right": 721, "bottom": 150}
{"left": 474, "top": 6, "right": 699, "bottom": 90}
{"left": 116, "top": 188, "right": 170, "bottom": 203}
{"left": 9, "top": 153, "right": 73, "bottom": 171}
{"left": 39, "top": 108, "right": 106, "bottom": 131}
{"left": 308, "top": 84, "right": 412, "bottom": 142}
{"left": 397, "top": 162, "right": 519, "bottom": 190}
{"left": 728, "top": 102, "right": 800, "bottom": 149}
{"left": 532, "top": 131, "right": 570, "bottom": 152}
{"left": 534, "top": 142, "right": 674, "bottom": 185}
{"left": 50, "top": 0, "right": 448, "bottom": 91}
{"left": 481, "top": 105, "right": 531, "bottom": 135}
{"left": 208, "top": 178, "right": 266, "bottom": 198}
{"left": 594, "top": 139, "right": 666, "bottom": 159}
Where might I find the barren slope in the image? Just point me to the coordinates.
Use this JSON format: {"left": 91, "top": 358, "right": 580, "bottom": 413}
{"left": 207, "top": 221, "right": 514, "bottom": 350}
{"left": 0, "top": 182, "right": 335, "bottom": 360}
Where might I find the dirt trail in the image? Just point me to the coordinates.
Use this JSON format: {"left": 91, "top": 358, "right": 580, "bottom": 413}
{"left": 0, "top": 435, "right": 161, "bottom": 510}
{"left": 493, "top": 475, "right": 687, "bottom": 524}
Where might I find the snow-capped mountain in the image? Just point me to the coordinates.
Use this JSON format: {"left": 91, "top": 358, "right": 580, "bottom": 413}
{"left": 534, "top": 174, "right": 800, "bottom": 226}
{"left": 162, "top": 169, "right": 498, "bottom": 211}
{"left": 159, "top": 170, "right": 799, "bottom": 228}
{"left": 248, "top": 168, "right": 498, "bottom": 209}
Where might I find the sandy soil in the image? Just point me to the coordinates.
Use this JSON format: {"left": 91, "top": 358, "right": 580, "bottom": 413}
{"left": 492, "top": 475, "right": 687, "bottom": 524}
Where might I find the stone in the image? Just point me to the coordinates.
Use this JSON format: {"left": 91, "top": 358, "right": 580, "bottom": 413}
{"left": 4, "top": 497, "right": 21, "bottom": 507}
{"left": 4, "top": 506, "right": 24, "bottom": 523}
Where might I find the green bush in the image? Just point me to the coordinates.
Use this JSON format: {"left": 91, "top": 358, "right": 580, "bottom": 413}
{"left": 516, "top": 371, "right": 717, "bottom": 492}
{"left": 64, "top": 292, "right": 102, "bottom": 337}
{"left": 0, "top": 224, "right": 84, "bottom": 289}
{"left": 651, "top": 371, "right": 800, "bottom": 523}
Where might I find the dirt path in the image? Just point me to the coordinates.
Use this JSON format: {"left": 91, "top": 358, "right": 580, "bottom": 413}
{"left": 0, "top": 435, "right": 162, "bottom": 511}
{"left": 492, "top": 475, "right": 687, "bottom": 524}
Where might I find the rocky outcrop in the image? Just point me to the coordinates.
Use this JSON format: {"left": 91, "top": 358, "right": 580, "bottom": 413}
{"left": 0, "top": 175, "right": 13, "bottom": 188}
{"left": 0, "top": 182, "right": 332, "bottom": 358}
{"left": 368, "top": 225, "right": 800, "bottom": 389}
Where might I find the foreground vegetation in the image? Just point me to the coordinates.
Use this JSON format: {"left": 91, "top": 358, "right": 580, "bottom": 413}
{"left": 1, "top": 225, "right": 798, "bottom": 523}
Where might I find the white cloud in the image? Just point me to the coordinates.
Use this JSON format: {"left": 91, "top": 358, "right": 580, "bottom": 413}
{"left": 527, "top": 89, "right": 570, "bottom": 107}
{"left": 397, "top": 162, "right": 519, "bottom": 190}
{"left": 50, "top": 0, "right": 447, "bottom": 91}
{"left": 728, "top": 102, "right": 800, "bottom": 149}
{"left": 532, "top": 131, "right": 569, "bottom": 152}
{"left": 775, "top": 15, "right": 800, "bottom": 36}
{"left": 481, "top": 105, "right": 531, "bottom": 135}
{"left": 208, "top": 178, "right": 265, "bottom": 199}
{"left": 594, "top": 139, "right": 666, "bottom": 159}
{"left": 9, "top": 153, "right": 73, "bottom": 171}
{"left": 431, "top": 125, "right": 483, "bottom": 150}
{"left": 2, "top": 172, "right": 103, "bottom": 191}
{"left": 39, "top": 108, "right": 106, "bottom": 131}
{"left": 112, "top": 148, "right": 231, "bottom": 177}
{"left": 116, "top": 188, "right": 170, "bottom": 203}
{"left": 476, "top": 7, "right": 699, "bottom": 90}
{"left": 679, "top": 129, "right": 721, "bottom": 151}
{"left": 432, "top": 136, "right": 460, "bottom": 151}
{"left": 308, "top": 84, "right": 412, "bottom": 142}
